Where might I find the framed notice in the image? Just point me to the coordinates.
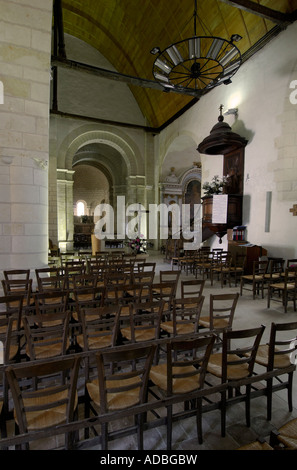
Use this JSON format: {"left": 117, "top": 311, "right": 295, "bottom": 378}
{"left": 212, "top": 194, "right": 228, "bottom": 224}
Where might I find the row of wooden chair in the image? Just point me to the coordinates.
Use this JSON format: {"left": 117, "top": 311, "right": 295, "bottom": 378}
{"left": 240, "top": 259, "right": 297, "bottom": 312}
{"left": 3, "top": 319, "right": 296, "bottom": 450}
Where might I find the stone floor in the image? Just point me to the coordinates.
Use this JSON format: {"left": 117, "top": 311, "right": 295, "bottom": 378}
{"left": 6, "top": 252, "right": 297, "bottom": 452}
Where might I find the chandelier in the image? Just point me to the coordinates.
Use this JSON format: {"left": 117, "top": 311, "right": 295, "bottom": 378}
{"left": 151, "top": 0, "right": 242, "bottom": 94}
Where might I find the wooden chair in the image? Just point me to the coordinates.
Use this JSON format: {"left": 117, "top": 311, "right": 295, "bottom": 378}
{"left": 157, "top": 270, "right": 181, "bottom": 296}
{"left": 120, "top": 300, "right": 165, "bottom": 343}
{"left": 240, "top": 260, "right": 268, "bottom": 299}
{"left": 1, "top": 278, "right": 33, "bottom": 314}
{"left": 23, "top": 311, "right": 71, "bottom": 360}
{"left": 263, "top": 258, "right": 284, "bottom": 294}
{"left": 161, "top": 296, "right": 205, "bottom": 337}
{"left": 181, "top": 279, "right": 205, "bottom": 299}
{"left": 0, "top": 295, "right": 24, "bottom": 431}
{"left": 6, "top": 356, "right": 81, "bottom": 449}
{"left": 267, "top": 267, "right": 297, "bottom": 313}
{"left": 85, "top": 343, "right": 156, "bottom": 450}
{"left": 229, "top": 253, "right": 246, "bottom": 287}
{"left": 149, "top": 334, "right": 215, "bottom": 449}
{"left": 72, "top": 273, "right": 98, "bottom": 289}
{"left": 131, "top": 271, "right": 154, "bottom": 302}
{"left": 151, "top": 282, "right": 176, "bottom": 318}
{"left": 33, "top": 290, "right": 69, "bottom": 316}
{"left": 199, "top": 293, "right": 239, "bottom": 342}
{"left": 210, "top": 251, "right": 232, "bottom": 288}
{"left": 194, "top": 250, "right": 213, "bottom": 280}
{"left": 251, "top": 321, "right": 297, "bottom": 420}
{"left": 76, "top": 305, "right": 121, "bottom": 352}
{"left": 35, "top": 267, "right": 66, "bottom": 292}
{"left": 206, "top": 325, "right": 265, "bottom": 437}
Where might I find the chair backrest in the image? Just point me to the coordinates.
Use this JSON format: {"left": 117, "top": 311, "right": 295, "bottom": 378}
{"left": 181, "top": 279, "right": 205, "bottom": 298}
{"left": 5, "top": 355, "right": 81, "bottom": 435}
{"left": 33, "top": 290, "right": 69, "bottom": 315}
{"left": 137, "top": 262, "right": 156, "bottom": 274}
{"left": 1, "top": 279, "right": 33, "bottom": 308}
{"left": 3, "top": 269, "right": 30, "bottom": 281}
{"left": 152, "top": 282, "right": 177, "bottom": 311}
{"left": 221, "top": 325, "right": 265, "bottom": 382}
{"left": 35, "top": 267, "right": 65, "bottom": 292}
{"left": 253, "top": 260, "right": 268, "bottom": 275}
{"left": 73, "top": 286, "right": 104, "bottom": 321}
{"left": 160, "top": 270, "right": 181, "bottom": 284}
{"left": 23, "top": 311, "right": 71, "bottom": 360}
{"left": 267, "top": 321, "right": 297, "bottom": 370}
{"left": 209, "top": 293, "right": 239, "bottom": 332}
{"left": 166, "top": 334, "right": 216, "bottom": 395}
{"left": 0, "top": 295, "right": 23, "bottom": 364}
{"left": 80, "top": 305, "right": 121, "bottom": 351}
{"left": 72, "top": 274, "right": 98, "bottom": 289}
{"left": 95, "top": 343, "right": 157, "bottom": 413}
{"left": 172, "top": 296, "right": 205, "bottom": 336}
{"left": 124, "top": 300, "right": 165, "bottom": 342}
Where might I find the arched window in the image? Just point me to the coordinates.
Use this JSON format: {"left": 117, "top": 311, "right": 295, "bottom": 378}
{"left": 77, "top": 201, "right": 85, "bottom": 217}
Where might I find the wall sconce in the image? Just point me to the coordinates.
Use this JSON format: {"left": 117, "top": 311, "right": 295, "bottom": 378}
{"left": 224, "top": 108, "right": 238, "bottom": 116}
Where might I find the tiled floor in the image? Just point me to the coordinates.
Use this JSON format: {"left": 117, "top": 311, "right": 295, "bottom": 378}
{"left": 5, "top": 252, "right": 297, "bottom": 451}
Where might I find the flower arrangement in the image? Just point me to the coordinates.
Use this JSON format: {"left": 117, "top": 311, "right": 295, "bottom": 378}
{"left": 127, "top": 235, "right": 146, "bottom": 254}
{"left": 202, "top": 175, "right": 229, "bottom": 196}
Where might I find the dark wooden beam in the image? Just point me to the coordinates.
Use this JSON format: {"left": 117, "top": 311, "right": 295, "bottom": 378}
{"left": 218, "top": 0, "right": 295, "bottom": 26}
{"left": 51, "top": 56, "right": 203, "bottom": 98}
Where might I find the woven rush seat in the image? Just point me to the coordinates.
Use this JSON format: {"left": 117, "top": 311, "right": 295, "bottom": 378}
{"left": 150, "top": 363, "right": 202, "bottom": 393}
{"left": 14, "top": 388, "right": 78, "bottom": 431}
{"left": 207, "top": 353, "right": 251, "bottom": 380}
{"left": 237, "top": 440, "right": 273, "bottom": 450}
{"left": 276, "top": 418, "right": 297, "bottom": 449}
{"left": 87, "top": 376, "right": 141, "bottom": 411}
{"left": 199, "top": 316, "right": 230, "bottom": 330}
{"left": 254, "top": 344, "right": 292, "bottom": 368}
{"left": 121, "top": 326, "right": 156, "bottom": 342}
{"left": 76, "top": 332, "right": 114, "bottom": 350}
{"left": 160, "top": 321, "right": 196, "bottom": 336}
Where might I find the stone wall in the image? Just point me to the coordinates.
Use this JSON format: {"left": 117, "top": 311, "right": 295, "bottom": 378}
{"left": 0, "top": 0, "right": 52, "bottom": 273}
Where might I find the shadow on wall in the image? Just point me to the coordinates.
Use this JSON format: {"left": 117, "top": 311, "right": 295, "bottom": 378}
{"left": 232, "top": 119, "right": 255, "bottom": 145}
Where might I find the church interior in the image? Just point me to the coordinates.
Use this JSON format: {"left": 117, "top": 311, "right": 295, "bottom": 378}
{"left": 1, "top": 0, "right": 297, "bottom": 452}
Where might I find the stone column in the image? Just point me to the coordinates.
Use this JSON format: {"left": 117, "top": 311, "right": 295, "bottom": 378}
{"left": 57, "top": 169, "right": 75, "bottom": 252}
{"left": 0, "top": 1, "right": 53, "bottom": 274}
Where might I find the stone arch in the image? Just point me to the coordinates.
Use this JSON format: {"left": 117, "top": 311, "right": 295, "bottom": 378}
{"left": 160, "top": 131, "right": 200, "bottom": 181}
{"left": 58, "top": 123, "right": 144, "bottom": 176}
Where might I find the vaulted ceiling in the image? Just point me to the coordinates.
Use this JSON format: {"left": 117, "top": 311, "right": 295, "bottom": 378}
{"left": 52, "top": 0, "right": 297, "bottom": 130}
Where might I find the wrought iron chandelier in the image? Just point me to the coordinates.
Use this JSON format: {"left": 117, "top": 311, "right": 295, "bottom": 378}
{"left": 151, "top": 0, "right": 242, "bottom": 94}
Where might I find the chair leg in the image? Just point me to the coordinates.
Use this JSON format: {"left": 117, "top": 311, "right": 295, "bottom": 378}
{"left": 288, "top": 372, "right": 293, "bottom": 412}
{"left": 101, "top": 422, "right": 108, "bottom": 450}
{"left": 267, "top": 377, "right": 273, "bottom": 421}
{"left": 137, "top": 413, "right": 144, "bottom": 450}
{"left": 167, "top": 404, "right": 173, "bottom": 450}
{"left": 245, "top": 384, "right": 251, "bottom": 427}
{"left": 221, "top": 390, "right": 227, "bottom": 437}
{"left": 196, "top": 397, "right": 203, "bottom": 444}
